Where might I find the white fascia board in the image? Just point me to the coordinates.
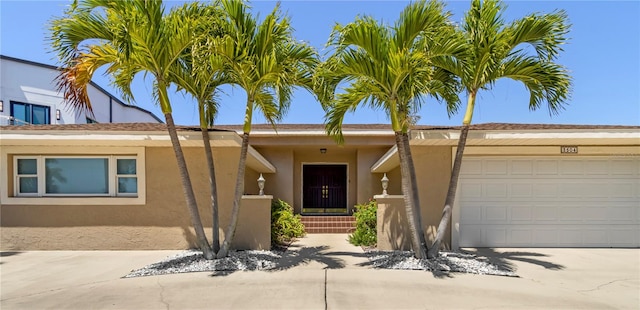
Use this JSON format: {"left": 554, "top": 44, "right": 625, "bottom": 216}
{"left": 0, "top": 130, "right": 242, "bottom": 146}
{"left": 247, "top": 130, "right": 393, "bottom": 137}
{"left": 412, "top": 129, "right": 640, "bottom": 143}
{"left": 247, "top": 145, "right": 277, "bottom": 173}
{"left": 370, "top": 145, "right": 399, "bottom": 173}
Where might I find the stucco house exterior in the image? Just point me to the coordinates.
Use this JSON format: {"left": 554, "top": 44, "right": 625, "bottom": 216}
{"left": 1, "top": 123, "right": 638, "bottom": 251}
{"left": 0, "top": 55, "right": 162, "bottom": 125}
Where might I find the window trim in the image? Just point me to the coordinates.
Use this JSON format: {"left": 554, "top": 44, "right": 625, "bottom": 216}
{"left": 15, "top": 158, "right": 39, "bottom": 196}
{"left": 10, "top": 101, "right": 51, "bottom": 125}
{"left": 14, "top": 155, "right": 137, "bottom": 197}
{"left": 2, "top": 146, "right": 146, "bottom": 206}
{"left": 115, "top": 157, "right": 138, "bottom": 196}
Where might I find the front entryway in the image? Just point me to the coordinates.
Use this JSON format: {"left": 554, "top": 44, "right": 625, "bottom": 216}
{"left": 302, "top": 164, "right": 347, "bottom": 214}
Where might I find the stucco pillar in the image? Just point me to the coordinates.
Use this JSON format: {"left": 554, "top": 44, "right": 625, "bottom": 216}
{"left": 233, "top": 195, "right": 272, "bottom": 250}
{"left": 374, "top": 195, "right": 411, "bottom": 251}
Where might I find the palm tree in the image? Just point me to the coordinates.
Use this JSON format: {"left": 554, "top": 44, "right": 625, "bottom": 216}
{"left": 428, "top": 0, "right": 571, "bottom": 258}
{"left": 170, "top": 2, "right": 228, "bottom": 255}
{"left": 320, "top": 0, "right": 461, "bottom": 259}
{"left": 215, "top": 0, "right": 318, "bottom": 258}
{"left": 49, "top": 0, "right": 215, "bottom": 259}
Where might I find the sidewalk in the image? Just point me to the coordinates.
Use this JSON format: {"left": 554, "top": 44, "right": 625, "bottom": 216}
{"left": 1, "top": 235, "right": 638, "bottom": 309}
{"left": 276, "top": 233, "right": 370, "bottom": 270}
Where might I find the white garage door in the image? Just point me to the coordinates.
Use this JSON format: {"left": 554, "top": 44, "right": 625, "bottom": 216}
{"left": 458, "top": 157, "right": 640, "bottom": 247}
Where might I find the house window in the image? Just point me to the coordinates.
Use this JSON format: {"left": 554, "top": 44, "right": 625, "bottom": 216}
{"left": 10, "top": 101, "right": 51, "bottom": 125}
{"left": 116, "top": 158, "right": 138, "bottom": 195}
{"left": 14, "top": 156, "right": 137, "bottom": 197}
{"left": 16, "top": 158, "right": 38, "bottom": 195}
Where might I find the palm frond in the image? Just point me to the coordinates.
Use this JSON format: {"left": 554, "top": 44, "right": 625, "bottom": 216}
{"left": 320, "top": 0, "right": 456, "bottom": 139}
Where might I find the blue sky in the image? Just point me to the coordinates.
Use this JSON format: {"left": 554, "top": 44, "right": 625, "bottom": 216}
{"left": 1, "top": 0, "right": 639, "bottom": 126}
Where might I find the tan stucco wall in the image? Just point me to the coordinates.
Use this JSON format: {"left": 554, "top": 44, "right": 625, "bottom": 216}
{"left": 253, "top": 148, "right": 294, "bottom": 204}
{"left": 374, "top": 146, "right": 452, "bottom": 251}
{"left": 412, "top": 146, "right": 452, "bottom": 249}
{"left": 234, "top": 195, "right": 272, "bottom": 250}
{"left": 1, "top": 146, "right": 270, "bottom": 250}
{"left": 383, "top": 166, "right": 402, "bottom": 196}
{"left": 376, "top": 195, "right": 411, "bottom": 251}
{"left": 357, "top": 147, "right": 393, "bottom": 203}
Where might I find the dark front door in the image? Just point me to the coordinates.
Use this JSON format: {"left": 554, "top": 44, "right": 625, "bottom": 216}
{"left": 303, "top": 164, "right": 347, "bottom": 213}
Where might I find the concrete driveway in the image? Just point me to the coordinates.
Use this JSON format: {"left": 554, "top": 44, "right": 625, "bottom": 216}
{"left": 1, "top": 235, "right": 639, "bottom": 309}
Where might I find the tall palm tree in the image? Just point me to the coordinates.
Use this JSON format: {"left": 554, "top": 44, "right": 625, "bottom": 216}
{"left": 428, "top": 0, "right": 571, "bottom": 258}
{"left": 50, "top": 0, "right": 215, "bottom": 259}
{"left": 215, "top": 0, "right": 318, "bottom": 258}
{"left": 170, "top": 2, "right": 228, "bottom": 255}
{"left": 320, "top": 0, "right": 461, "bottom": 259}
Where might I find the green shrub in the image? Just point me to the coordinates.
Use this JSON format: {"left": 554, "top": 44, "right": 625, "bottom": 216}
{"left": 349, "top": 200, "right": 377, "bottom": 246}
{"left": 271, "top": 199, "right": 305, "bottom": 245}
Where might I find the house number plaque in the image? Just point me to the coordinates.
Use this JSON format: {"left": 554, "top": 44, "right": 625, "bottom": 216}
{"left": 560, "top": 146, "right": 578, "bottom": 154}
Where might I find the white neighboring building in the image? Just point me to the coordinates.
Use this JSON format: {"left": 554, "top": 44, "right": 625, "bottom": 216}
{"left": 0, "top": 55, "right": 162, "bottom": 125}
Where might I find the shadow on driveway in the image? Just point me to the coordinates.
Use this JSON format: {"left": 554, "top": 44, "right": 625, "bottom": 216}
{"left": 462, "top": 248, "right": 565, "bottom": 272}
{"left": 0, "top": 251, "right": 22, "bottom": 264}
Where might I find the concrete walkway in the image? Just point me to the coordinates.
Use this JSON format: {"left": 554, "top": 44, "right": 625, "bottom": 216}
{"left": 1, "top": 235, "right": 639, "bottom": 309}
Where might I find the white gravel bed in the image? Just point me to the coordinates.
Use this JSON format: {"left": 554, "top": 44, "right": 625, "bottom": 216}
{"left": 366, "top": 250, "right": 517, "bottom": 277}
{"left": 124, "top": 250, "right": 283, "bottom": 278}
{"left": 124, "top": 248, "right": 517, "bottom": 278}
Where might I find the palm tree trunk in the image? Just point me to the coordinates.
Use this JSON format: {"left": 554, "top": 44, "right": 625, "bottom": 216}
{"left": 395, "top": 131, "right": 428, "bottom": 259}
{"left": 201, "top": 128, "right": 220, "bottom": 254}
{"left": 217, "top": 132, "right": 250, "bottom": 258}
{"left": 165, "top": 113, "right": 214, "bottom": 260}
{"left": 427, "top": 125, "right": 469, "bottom": 258}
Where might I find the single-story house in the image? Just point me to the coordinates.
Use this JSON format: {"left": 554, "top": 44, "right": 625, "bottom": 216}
{"left": 1, "top": 122, "right": 638, "bottom": 251}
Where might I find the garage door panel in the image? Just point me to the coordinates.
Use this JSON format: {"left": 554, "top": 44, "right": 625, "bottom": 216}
{"left": 559, "top": 230, "right": 582, "bottom": 245}
{"left": 485, "top": 206, "right": 507, "bottom": 221}
{"left": 536, "top": 160, "right": 558, "bottom": 175}
{"left": 459, "top": 226, "right": 483, "bottom": 246}
{"left": 609, "top": 206, "right": 635, "bottom": 222}
{"left": 511, "top": 230, "right": 533, "bottom": 245}
{"left": 611, "top": 160, "right": 635, "bottom": 175}
{"left": 582, "top": 229, "right": 608, "bottom": 245}
{"left": 485, "top": 228, "right": 507, "bottom": 246}
{"left": 560, "top": 183, "right": 591, "bottom": 197}
{"left": 461, "top": 205, "right": 482, "bottom": 223}
{"left": 484, "top": 183, "right": 508, "bottom": 198}
{"left": 610, "top": 182, "right": 634, "bottom": 198}
{"left": 533, "top": 207, "right": 557, "bottom": 222}
{"left": 610, "top": 228, "right": 640, "bottom": 246}
{"left": 461, "top": 159, "right": 482, "bottom": 175}
{"left": 533, "top": 183, "right": 558, "bottom": 197}
{"left": 585, "top": 160, "right": 609, "bottom": 175}
{"left": 510, "top": 183, "right": 533, "bottom": 197}
{"left": 511, "top": 160, "right": 533, "bottom": 175}
{"left": 511, "top": 207, "right": 533, "bottom": 221}
{"left": 581, "top": 207, "right": 610, "bottom": 223}
{"left": 459, "top": 156, "right": 640, "bottom": 248}
{"left": 485, "top": 160, "right": 508, "bottom": 175}
{"left": 559, "top": 160, "right": 584, "bottom": 175}
{"left": 556, "top": 207, "right": 584, "bottom": 223}
{"left": 460, "top": 182, "right": 482, "bottom": 198}
{"left": 534, "top": 229, "right": 559, "bottom": 245}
